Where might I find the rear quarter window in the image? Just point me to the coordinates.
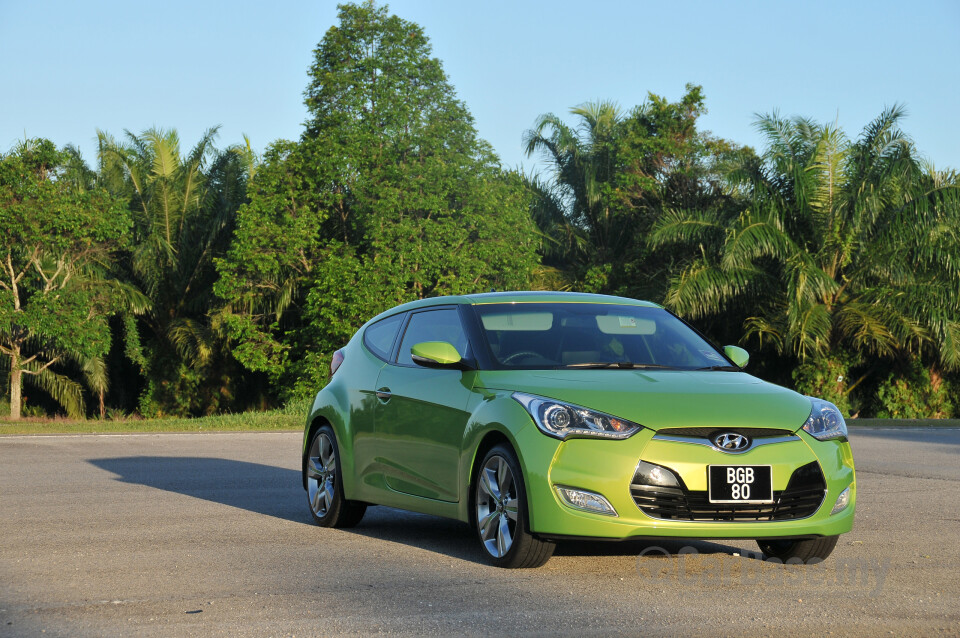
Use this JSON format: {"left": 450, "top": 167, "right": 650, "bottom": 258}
{"left": 363, "top": 313, "right": 404, "bottom": 361}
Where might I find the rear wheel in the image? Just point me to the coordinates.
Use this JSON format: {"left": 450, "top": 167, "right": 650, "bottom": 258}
{"left": 306, "top": 426, "right": 366, "bottom": 528}
{"left": 757, "top": 535, "right": 839, "bottom": 562}
{"left": 474, "top": 444, "right": 555, "bottom": 568}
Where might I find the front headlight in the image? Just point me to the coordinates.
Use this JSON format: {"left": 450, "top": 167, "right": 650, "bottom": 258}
{"left": 802, "top": 397, "right": 847, "bottom": 441}
{"left": 512, "top": 392, "right": 642, "bottom": 440}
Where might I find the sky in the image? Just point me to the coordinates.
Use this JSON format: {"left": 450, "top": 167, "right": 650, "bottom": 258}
{"left": 2, "top": 0, "right": 959, "bottom": 174}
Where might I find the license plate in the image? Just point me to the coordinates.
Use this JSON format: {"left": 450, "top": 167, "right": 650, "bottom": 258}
{"left": 708, "top": 465, "right": 773, "bottom": 504}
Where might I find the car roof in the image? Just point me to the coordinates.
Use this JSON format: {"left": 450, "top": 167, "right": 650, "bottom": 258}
{"left": 366, "top": 291, "right": 662, "bottom": 324}
{"left": 463, "top": 291, "right": 661, "bottom": 307}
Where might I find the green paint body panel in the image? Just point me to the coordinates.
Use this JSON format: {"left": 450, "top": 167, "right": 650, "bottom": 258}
{"left": 303, "top": 292, "right": 856, "bottom": 543}
{"left": 473, "top": 368, "right": 814, "bottom": 432}
{"left": 533, "top": 431, "right": 854, "bottom": 539}
{"left": 373, "top": 365, "right": 475, "bottom": 502}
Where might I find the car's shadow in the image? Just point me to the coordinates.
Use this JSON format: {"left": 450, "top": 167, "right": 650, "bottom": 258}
{"left": 89, "top": 456, "right": 314, "bottom": 525}
{"left": 345, "top": 507, "right": 487, "bottom": 563}
{"left": 335, "top": 511, "right": 754, "bottom": 564}
{"left": 89, "top": 455, "right": 758, "bottom": 565}
{"left": 555, "top": 538, "right": 751, "bottom": 559}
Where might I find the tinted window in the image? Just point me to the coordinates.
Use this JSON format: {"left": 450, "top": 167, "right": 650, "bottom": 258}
{"left": 397, "top": 308, "right": 468, "bottom": 366}
{"left": 363, "top": 313, "right": 404, "bottom": 361}
{"left": 474, "top": 303, "right": 727, "bottom": 369}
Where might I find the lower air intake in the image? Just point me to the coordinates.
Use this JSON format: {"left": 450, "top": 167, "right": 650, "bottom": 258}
{"left": 630, "top": 461, "right": 826, "bottom": 522}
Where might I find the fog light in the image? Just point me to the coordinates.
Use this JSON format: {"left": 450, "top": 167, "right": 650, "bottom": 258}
{"left": 634, "top": 461, "right": 680, "bottom": 487}
{"left": 831, "top": 486, "right": 851, "bottom": 515}
{"left": 555, "top": 486, "right": 618, "bottom": 516}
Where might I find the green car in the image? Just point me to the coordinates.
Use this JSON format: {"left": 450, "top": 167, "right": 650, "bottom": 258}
{"left": 302, "top": 292, "right": 855, "bottom": 568}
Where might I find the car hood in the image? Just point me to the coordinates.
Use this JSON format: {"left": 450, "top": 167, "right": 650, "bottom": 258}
{"left": 474, "top": 369, "right": 812, "bottom": 431}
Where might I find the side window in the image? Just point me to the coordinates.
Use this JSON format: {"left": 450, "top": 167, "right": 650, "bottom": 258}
{"left": 397, "top": 308, "right": 468, "bottom": 366}
{"left": 363, "top": 313, "right": 405, "bottom": 361}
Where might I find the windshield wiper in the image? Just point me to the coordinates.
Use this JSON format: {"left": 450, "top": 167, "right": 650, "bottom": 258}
{"left": 565, "top": 362, "right": 677, "bottom": 370}
{"left": 695, "top": 365, "right": 742, "bottom": 371}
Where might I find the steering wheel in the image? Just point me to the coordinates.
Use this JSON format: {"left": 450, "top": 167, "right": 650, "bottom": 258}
{"left": 502, "top": 351, "right": 542, "bottom": 364}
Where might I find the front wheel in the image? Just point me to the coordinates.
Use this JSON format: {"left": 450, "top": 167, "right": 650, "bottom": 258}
{"left": 474, "top": 444, "right": 555, "bottom": 568}
{"left": 306, "top": 426, "right": 366, "bottom": 528}
{"left": 757, "top": 535, "right": 839, "bottom": 562}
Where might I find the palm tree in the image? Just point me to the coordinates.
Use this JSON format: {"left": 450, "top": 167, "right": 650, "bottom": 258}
{"left": 523, "top": 87, "right": 728, "bottom": 296}
{"left": 523, "top": 101, "right": 626, "bottom": 275}
{"left": 650, "top": 106, "right": 960, "bottom": 402}
{"left": 97, "top": 128, "right": 249, "bottom": 415}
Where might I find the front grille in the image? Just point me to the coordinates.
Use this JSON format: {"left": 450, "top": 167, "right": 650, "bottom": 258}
{"left": 656, "top": 427, "right": 793, "bottom": 438}
{"left": 631, "top": 461, "right": 826, "bottom": 522}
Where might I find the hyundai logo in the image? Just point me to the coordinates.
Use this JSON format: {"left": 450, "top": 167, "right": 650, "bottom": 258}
{"left": 713, "top": 432, "right": 751, "bottom": 452}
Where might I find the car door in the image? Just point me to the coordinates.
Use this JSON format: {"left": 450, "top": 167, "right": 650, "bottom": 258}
{"left": 373, "top": 306, "right": 475, "bottom": 502}
{"left": 349, "top": 312, "right": 407, "bottom": 482}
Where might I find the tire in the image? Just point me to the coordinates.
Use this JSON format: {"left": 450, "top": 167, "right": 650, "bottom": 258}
{"left": 306, "top": 425, "right": 366, "bottom": 528}
{"left": 473, "top": 444, "right": 555, "bottom": 568}
{"left": 757, "top": 535, "right": 839, "bottom": 562}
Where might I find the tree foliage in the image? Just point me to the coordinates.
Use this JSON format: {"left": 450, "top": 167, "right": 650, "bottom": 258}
{"left": 651, "top": 107, "right": 960, "bottom": 410}
{"left": 0, "top": 139, "right": 131, "bottom": 419}
{"left": 97, "top": 128, "right": 254, "bottom": 416}
{"left": 524, "top": 85, "right": 738, "bottom": 298}
{"left": 217, "top": 2, "right": 538, "bottom": 399}
{"left": 875, "top": 359, "right": 953, "bottom": 418}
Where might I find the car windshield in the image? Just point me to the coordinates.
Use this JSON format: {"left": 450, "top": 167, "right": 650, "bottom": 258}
{"left": 473, "top": 303, "right": 731, "bottom": 370}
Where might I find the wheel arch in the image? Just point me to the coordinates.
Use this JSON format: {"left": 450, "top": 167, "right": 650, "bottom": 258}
{"left": 302, "top": 393, "right": 356, "bottom": 495}
{"left": 458, "top": 394, "right": 550, "bottom": 525}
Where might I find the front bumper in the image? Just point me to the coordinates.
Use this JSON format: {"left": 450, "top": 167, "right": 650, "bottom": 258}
{"left": 521, "top": 426, "right": 856, "bottom": 540}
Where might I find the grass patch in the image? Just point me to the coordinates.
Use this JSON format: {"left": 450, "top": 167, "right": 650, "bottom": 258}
{"left": 849, "top": 418, "right": 960, "bottom": 428}
{"left": 0, "top": 409, "right": 303, "bottom": 435}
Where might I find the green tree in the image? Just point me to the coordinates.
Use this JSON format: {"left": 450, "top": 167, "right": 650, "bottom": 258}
{"left": 0, "top": 139, "right": 131, "bottom": 419}
{"left": 523, "top": 100, "right": 626, "bottom": 286}
{"left": 98, "top": 128, "right": 252, "bottom": 415}
{"left": 524, "top": 85, "right": 736, "bottom": 297}
{"left": 651, "top": 107, "right": 960, "bottom": 410}
{"left": 217, "top": 2, "right": 538, "bottom": 400}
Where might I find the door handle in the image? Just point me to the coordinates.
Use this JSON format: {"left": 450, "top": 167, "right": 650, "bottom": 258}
{"left": 375, "top": 387, "right": 392, "bottom": 401}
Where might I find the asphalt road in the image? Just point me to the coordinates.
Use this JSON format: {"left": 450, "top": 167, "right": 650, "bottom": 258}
{"left": 1, "top": 428, "right": 958, "bottom": 637}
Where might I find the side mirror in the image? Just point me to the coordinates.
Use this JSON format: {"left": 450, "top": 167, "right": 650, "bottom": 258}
{"left": 723, "top": 345, "right": 749, "bottom": 368}
{"left": 410, "top": 341, "right": 467, "bottom": 369}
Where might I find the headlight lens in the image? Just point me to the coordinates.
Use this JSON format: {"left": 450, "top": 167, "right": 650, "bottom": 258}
{"left": 802, "top": 397, "right": 847, "bottom": 441}
{"left": 512, "top": 392, "right": 642, "bottom": 439}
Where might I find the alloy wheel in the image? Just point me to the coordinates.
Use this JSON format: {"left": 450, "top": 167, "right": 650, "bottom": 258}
{"left": 476, "top": 455, "right": 519, "bottom": 558}
{"left": 307, "top": 432, "right": 337, "bottom": 518}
